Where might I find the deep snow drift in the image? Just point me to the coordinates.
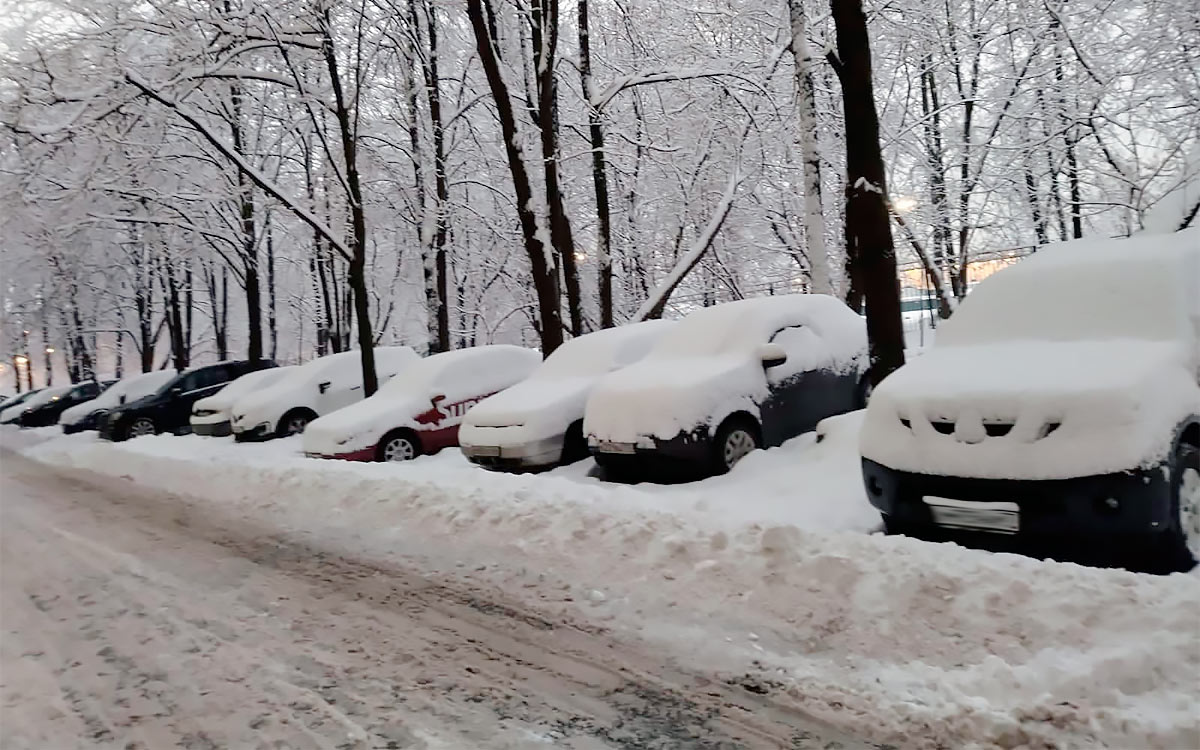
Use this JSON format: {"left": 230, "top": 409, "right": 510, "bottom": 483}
{"left": 4, "top": 423, "right": 1198, "bottom": 749}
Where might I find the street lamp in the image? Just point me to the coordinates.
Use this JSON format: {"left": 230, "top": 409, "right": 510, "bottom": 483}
{"left": 15, "top": 355, "right": 28, "bottom": 365}
{"left": 45, "top": 347, "right": 55, "bottom": 354}
{"left": 892, "top": 195, "right": 918, "bottom": 214}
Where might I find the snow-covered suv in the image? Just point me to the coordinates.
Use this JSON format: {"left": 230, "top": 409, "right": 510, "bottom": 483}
{"left": 585, "top": 294, "right": 869, "bottom": 479}
{"left": 860, "top": 228, "right": 1200, "bottom": 568}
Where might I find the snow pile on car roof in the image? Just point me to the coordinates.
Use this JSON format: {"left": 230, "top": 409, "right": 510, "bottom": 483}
{"left": 586, "top": 294, "right": 866, "bottom": 442}
{"left": 195, "top": 366, "right": 295, "bottom": 412}
{"left": 937, "top": 227, "right": 1199, "bottom": 347}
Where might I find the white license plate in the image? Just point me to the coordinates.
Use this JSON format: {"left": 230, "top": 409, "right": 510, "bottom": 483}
{"left": 471, "top": 446, "right": 501, "bottom": 457}
{"left": 597, "top": 440, "right": 637, "bottom": 455}
{"left": 924, "top": 496, "right": 1019, "bottom": 534}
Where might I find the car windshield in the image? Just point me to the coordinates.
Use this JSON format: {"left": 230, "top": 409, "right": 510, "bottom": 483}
{"left": 22, "top": 385, "right": 74, "bottom": 409}
{"left": 939, "top": 257, "right": 1188, "bottom": 346}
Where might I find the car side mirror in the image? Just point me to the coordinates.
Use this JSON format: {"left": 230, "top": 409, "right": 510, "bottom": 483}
{"left": 318, "top": 381, "right": 331, "bottom": 394}
{"left": 759, "top": 343, "right": 788, "bottom": 369}
{"left": 430, "top": 393, "right": 446, "bottom": 405}
{"left": 170, "top": 385, "right": 183, "bottom": 395}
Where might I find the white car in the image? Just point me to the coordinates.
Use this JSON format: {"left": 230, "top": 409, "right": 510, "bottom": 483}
{"left": 60, "top": 370, "right": 178, "bottom": 433}
{"left": 303, "top": 345, "right": 541, "bottom": 462}
{"left": 460, "top": 321, "right": 674, "bottom": 471}
{"left": 190, "top": 366, "right": 296, "bottom": 437}
{"left": 230, "top": 347, "right": 420, "bottom": 441}
{"left": 860, "top": 227, "right": 1200, "bottom": 570}
{"left": 585, "top": 294, "right": 870, "bottom": 478}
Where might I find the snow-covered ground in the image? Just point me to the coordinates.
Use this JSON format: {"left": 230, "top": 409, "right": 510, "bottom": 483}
{"left": 4, "top": 423, "right": 1199, "bottom": 749}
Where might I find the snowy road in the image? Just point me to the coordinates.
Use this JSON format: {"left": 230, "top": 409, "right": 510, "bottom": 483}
{"left": 0, "top": 451, "right": 869, "bottom": 750}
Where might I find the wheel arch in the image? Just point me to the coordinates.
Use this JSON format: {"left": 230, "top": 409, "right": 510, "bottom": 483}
{"left": 376, "top": 427, "right": 423, "bottom": 461}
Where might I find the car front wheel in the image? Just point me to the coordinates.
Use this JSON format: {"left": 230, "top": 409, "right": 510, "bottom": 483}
{"left": 378, "top": 431, "right": 421, "bottom": 462}
{"left": 1168, "top": 441, "right": 1200, "bottom": 569}
{"left": 713, "top": 417, "right": 760, "bottom": 474}
{"left": 128, "top": 417, "right": 157, "bottom": 439}
{"left": 277, "top": 410, "right": 315, "bottom": 438}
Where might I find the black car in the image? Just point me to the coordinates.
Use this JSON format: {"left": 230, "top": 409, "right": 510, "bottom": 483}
{"left": 100, "top": 360, "right": 275, "bottom": 442}
{"left": 18, "top": 380, "right": 116, "bottom": 427}
{"left": 0, "top": 388, "right": 45, "bottom": 424}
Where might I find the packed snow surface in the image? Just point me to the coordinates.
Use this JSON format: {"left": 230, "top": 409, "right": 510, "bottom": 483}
{"left": 58, "top": 370, "right": 178, "bottom": 427}
{"left": 461, "top": 321, "right": 674, "bottom": 447}
{"left": 586, "top": 294, "right": 867, "bottom": 442}
{"left": 6, "top": 422, "right": 1197, "bottom": 749}
{"left": 864, "top": 229, "right": 1200, "bottom": 478}
{"left": 302, "top": 346, "right": 540, "bottom": 455}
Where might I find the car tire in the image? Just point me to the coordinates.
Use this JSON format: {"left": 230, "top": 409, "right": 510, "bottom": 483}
{"left": 712, "top": 416, "right": 761, "bottom": 474}
{"left": 377, "top": 430, "right": 422, "bottom": 462}
{"left": 127, "top": 417, "right": 157, "bottom": 439}
{"left": 561, "top": 420, "right": 589, "bottom": 465}
{"left": 277, "top": 409, "right": 316, "bottom": 438}
{"left": 1163, "top": 441, "right": 1200, "bottom": 571}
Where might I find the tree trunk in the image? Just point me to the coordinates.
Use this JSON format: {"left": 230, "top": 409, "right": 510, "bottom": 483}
{"left": 830, "top": 0, "right": 905, "bottom": 384}
{"left": 578, "top": 0, "right": 614, "bottom": 328}
{"left": 787, "top": 0, "right": 831, "bottom": 296}
{"left": 266, "top": 214, "right": 278, "bottom": 360}
{"left": 467, "top": 0, "right": 564, "bottom": 355}
{"left": 532, "top": 0, "right": 583, "bottom": 336}
{"left": 424, "top": 0, "right": 451, "bottom": 352}
{"left": 321, "top": 7, "right": 378, "bottom": 395}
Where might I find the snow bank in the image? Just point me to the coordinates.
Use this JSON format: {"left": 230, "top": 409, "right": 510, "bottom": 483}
{"left": 8, "top": 426, "right": 1198, "bottom": 749}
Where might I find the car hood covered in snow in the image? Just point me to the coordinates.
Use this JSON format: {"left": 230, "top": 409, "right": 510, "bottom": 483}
{"left": 194, "top": 366, "right": 296, "bottom": 418}
{"left": 861, "top": 340, "right": 1200, "bottom": 479}
{"left": 585, "top": 356, "right": 764, "bottom": 443}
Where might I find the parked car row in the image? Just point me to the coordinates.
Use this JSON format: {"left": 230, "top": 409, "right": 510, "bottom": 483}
{"left": 11, "top": 293, "right": 871, "bottom": 483}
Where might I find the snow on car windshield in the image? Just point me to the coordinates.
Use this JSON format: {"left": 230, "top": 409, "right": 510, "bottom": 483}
{"left": 938, "top": 229, "right": 1199, "bottom": 347}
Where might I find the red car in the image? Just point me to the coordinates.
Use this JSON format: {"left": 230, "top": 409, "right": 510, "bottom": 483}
{"left": 302, "top": 346, "right": 542, "bottom": 462}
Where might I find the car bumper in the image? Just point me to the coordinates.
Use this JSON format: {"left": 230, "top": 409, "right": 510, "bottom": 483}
{"left": 192, "top": 420, "right": 232, "bottom": 437}
{"left": 590, "top": 428, "right": 713, "bottom": 475}
{"left": 861, "top": 457, "right": 1174, "bottom": 537}
{"left": 232, "top": 422, "right": 274, "bottom": 442}
{"left": 462, "top": 434, "right": 564, "bottom": 471}
{"left": 305, "top": 445, "right": 376, "bottom": 462}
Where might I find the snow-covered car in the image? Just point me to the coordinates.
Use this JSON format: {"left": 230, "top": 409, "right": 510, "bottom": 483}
{"left": 303, "top": 345, "right": 541, "bottom": 462}
{"left": 101, "top": 360, "right": 275, "bottom": 441}
{"left": 18, "top": 379, "right": 115, "bottom": 427}
{"left": 60, "top": 370, "right": 179, "bottom": 434}
{"left": 459, "top": 321, "right": 674, "bottom": 472}
{"left": 860, "top": 228, "right": 1200, "bottom": 568}
{"left": 190, "top": 365, "right": 293, "bottom": 437}
{"left": 2, "top": 384, "right": 76, "bottom": 425}
{"left": 231, "top": 347, "right": 420, "bottom": 441}
{"left": 585, "top": 294, "right": 870, "bottom": 479}
{"left": 0, "top": 388, "right": 44, "bottom": 424}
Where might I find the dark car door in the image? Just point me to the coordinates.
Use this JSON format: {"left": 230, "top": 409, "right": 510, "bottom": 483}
{"left": 758, "top": 324, "right": 852, "bottom": 446}
{"left": 165, "top": 366, "right": 231, "bottom": 431}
